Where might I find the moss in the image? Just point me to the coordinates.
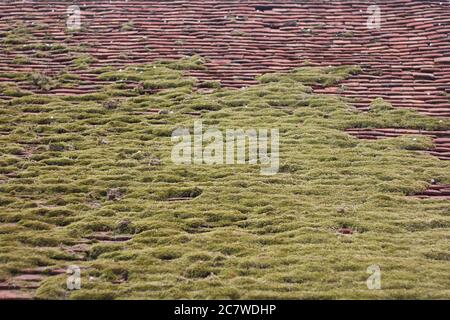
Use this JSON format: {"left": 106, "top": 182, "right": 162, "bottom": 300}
{"left": 198, "top": 80, "right": 221, "bottom": 89}
{"left": 336, "top": 31, "right": 354, "bottom": 38}
{"left": 0, "top": 83, "right": 32, "bottom": 97}
{"left": 70, "top": 54, "right": 96, "bottom": 70}
{"left": 156, "top": 187, "right": 203, "bottom": 200}
{"left": 62, "top": 93, "right": 108, "bottom": 102}
{"left": 120, "top": 22, "right": 134, "bottom": 31}
{"left": 33, "top": 50, "right": 51, "bottom": 58}
{"left": 142, "top": 79, "right": 195, "bottom": 90}
{"left": 369, "top": 97, "right": 394, "bottom": 112}
{"left": 0, "top": 72, "right": 27, "bottom": 80}
{"left": 185, "top": 263, "right": 214, "bottom": 278}
{"left": 157, "top": 55, "right": 207, "bottom": 70}
{"left": 89, "top": 244, "right": 123, "bottom": 260}
{"left": 257, "top": 65, "right": 361, "bottom": 86}
{"left": 57, "top": 73, "right": 82, "bottom": 86}
{"left": 2, "top": 34, "right": 28, "bottom": 45}
{"left": 152, "top": 247, "right": 183, "bottom": 260}
{"left": 11, "top": 55, "right": 31, "bottom": 65}
{"left": 26, "top": 72, "right": 55, "bottom": 91}
{"left": 8, "top": 95, "right": 55, "bottom": 105}
{"left": 0, "top": 56, "right": 449, "bottom": 300}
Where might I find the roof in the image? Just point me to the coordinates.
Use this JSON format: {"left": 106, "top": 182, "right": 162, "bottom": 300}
{"left": 1, "top": 0, "right": 449, "bottom": 116}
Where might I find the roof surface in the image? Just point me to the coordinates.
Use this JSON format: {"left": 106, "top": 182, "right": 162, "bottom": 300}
{"left": 1, "top": 0, "right": 449, "bottom": 116}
